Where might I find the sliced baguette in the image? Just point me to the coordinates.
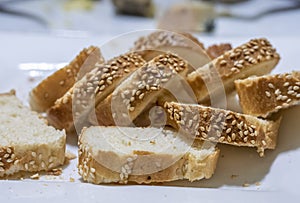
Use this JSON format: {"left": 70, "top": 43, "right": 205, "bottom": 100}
{"left": 30, "top": 46, "right": 103, "bottom": 112}
{"left": 0, "top": 90, "right": 66, "bottom": 177}
{"left": 162, "top": 101, "right": 281, "bottom": 157}
{"left": 78, "top": 126, "right": 219, "bottom": 184}
{"left": 187, "top": 38, "right": 280, "bottom": 103}
{"left": 132, "top": 31, "right": 211, "bottom": 72}
{"left": 235, "top": 71, "right": 300, "bottom": 118}
{"left": 89, "top": 53, "right": 190, "bottom": 127}
{"left": 47, "top": 52, "right": 146, "bottom": 131}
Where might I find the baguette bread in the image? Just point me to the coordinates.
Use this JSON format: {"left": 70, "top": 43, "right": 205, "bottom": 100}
{"left": 47, "top": 52, "right": 146, "bottom": 132}
{"left": 162, "top": 101, "right": 281, "bottom": 156}
{"left": 235, "top": 71, "right": 300, "bottom": 118}
{"left": 30, "top": 46, "right": 103, "bottom": 112}
{"left": 187, "top": 38, "right": 280, "bottom": 104}
{"left": 0, "top": 90, "right": 66, "bottom": 177}
{"left": 132, "top": 31, "right": 211, "bottom": 72}
{"left": 89, "top": 53, "right": 190, "bottom": 127}
{"left": 78, "top": 126, "right": 219, "bottom": 184}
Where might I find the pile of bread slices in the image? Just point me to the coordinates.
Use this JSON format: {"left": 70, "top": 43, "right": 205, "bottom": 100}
{"left": 1, "top": 31, "right": 299, "bottom": 185}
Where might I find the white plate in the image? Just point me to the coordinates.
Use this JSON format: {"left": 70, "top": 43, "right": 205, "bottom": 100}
{"left": 0, "top": 32, "right": 300, "bottom": 202}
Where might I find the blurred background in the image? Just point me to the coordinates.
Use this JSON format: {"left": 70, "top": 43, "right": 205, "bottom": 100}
{"left": 0, "top": 0, "right": 299, "bottom": 37}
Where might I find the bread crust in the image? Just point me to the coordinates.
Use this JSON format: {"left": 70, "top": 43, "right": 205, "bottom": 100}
{"left": 132, "top": 31, "right": 211, "bottom": 72}
{"left": 235, "top": 71, "right": 300, "bottom": 118}
{"left": 187, "top": 38, "right": 280, "bottom": 103}
{"left": 30, "top": 46, "right": 103, "bottom": 112}
{"left": 163, "top": 102, "right": 282, "bottom": 156}
{"left": 78, "top": 127, "right": 219, "bottom": 184}
{"left": 47, "top": 52, "right": 146, "bottom": 132}
{"left": 90, "top": 53, "right": 190, "bottom": 127}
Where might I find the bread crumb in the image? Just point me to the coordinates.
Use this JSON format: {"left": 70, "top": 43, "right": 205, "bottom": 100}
{"left": 255, "top": 182, "right": 261, "bottom": 186}
{"left": 231, "top": 174, "right": 238, "bottom": 179}
{"left": 243, "top": 183, "right": 250, "bottom": 187}
{"left": 30, "top": 173, "right": 40, "bottom": 180}
{"left": 69, "top": 177, "right": 75, "bottom": 182}
{"left": 65, "top": 151, "right": 77, "bottom": 160}
{"left": 47, "top": 168, "right": 62, "bottom": 176}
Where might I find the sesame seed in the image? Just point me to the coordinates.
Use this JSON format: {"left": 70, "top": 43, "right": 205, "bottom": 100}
{"left": 226, "top": 128, "right": 232, "bottom": 134}
{"left": 283, "top": 82, "right": 290, "bottom": 87}
{"left": 265, "top": 91, "right": 271, "bottom": 97}
{"left": 293, "top": 86, "right": 299, "bottom": 91}
{"left": 275, "top": 89, "right": 281, "bottom": 96}
{"left": 250, "top": 140, "right": 256, "bottom": 145}
{"left": 262, "top": 140, "right": 267, "bottom": 146}
{"left": 219, "top": 137, "right": 225, "bottom": 142}
{"left": 268, "top": 83, "right": 275, "bottom": 89}
{"left": 297, "top": 94, "right": 300, "bottom": 98}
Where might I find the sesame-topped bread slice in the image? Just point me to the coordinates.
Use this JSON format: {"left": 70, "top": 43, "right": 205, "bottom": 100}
{"left": 187, "top": 38, "right": 280, "bottom": 104}
{"left": 235, "top": 71, "right": 300, "bottom": 118}
{"left": 0, "top": 90, "right": 66, "bottom": 177}
{"left": 47, "top": 52, "right": 146, "bottom": 132}
{"left": 89, "top": 53, "right": 189, "bottom": 127}
{"left": 78, "top": 126, "right": 219, "bottom": 184}
{"left": 30, "top": 46, "right": 104, "bottom": 112}
{"left": 131, "top": 31, "right": 211, "bottom": 72}
{"left": 162, "top": 101, "right": 281, "bottom": 157}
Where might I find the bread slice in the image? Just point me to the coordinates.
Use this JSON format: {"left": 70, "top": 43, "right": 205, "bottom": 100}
{"left": 131, "top": 31, "right": 211, "bottom": 72}
{"left": 206, "top": 43, "right": 232, "bottom": 59}
{"left": 89, "top": 53, "right": 190, "bottom": 127}
{"left": 78, "top": 126, "right": 219, "bottom": 184}
{"left": 0, "top": 90, "right": 66, "bottom": 177}
{"left": 30, "top": 46, "right": 104, "bottom": 112}
{"left": 187, "top": 38, "right": 280, "bottom": 104}
{"left": 162, "top": 101, "right": 281, "bottom": 157}
{"left": 235, "top": 71, "right": 300, "bottom": 118}
{"left": 47, "top": 52, "right": 146, "bottom": 132}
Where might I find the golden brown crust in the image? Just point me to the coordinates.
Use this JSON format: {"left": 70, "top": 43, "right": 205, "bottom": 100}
{"left": 78, "top": 130, "right": 219, "bottom": 184}
{"left": 235, "top": 71, "right": 300, "bottom": 118}
{"left": 206, "top": 43, "right": 232, "bottom": 59}
{"left": 163, "top": 102, "right": 281, "bottom": 156}
{"left": 187, "top": 38, "right": 280, "bottom": 103}
{"left": 131, "top": 31, "right": 211, "bottom": 72}
{"left": 47, "top": 52, "right": 146, "bottom": 131}
{"left": 30, "top": 46, "right": 103, "bottom": 112}
{"left": 91, "top": 53, "right": 190, "bottom": 127}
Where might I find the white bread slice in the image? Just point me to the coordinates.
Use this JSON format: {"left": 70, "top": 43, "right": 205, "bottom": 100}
{"left": 78, "top": 126, "right": 219, "bottom": 184}
{"left": 235, "top": 71, "right": 300, "bottom": 118}
{"left": 47, "top": 52, "right": 146, "bottom": 131}
{"left": 187, "top": 38, "right": 280, "bottom": 104}
{"left": 30, "top": 46, "right": 104, "bottom": 112}
{"left": 0, "top": 90, "right": 66, "bottom": 177}
{"left": 162, "top": 101, "right": 281, "bottom": 157}
{"left": 131, "top": 31, "right": 211, "bottom": 72}
{"left": 89, "top": 53, "right": 190, "bottom": 127}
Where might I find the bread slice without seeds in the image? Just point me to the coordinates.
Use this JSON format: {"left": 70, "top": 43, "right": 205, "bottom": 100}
{"left": 0, "top": 90, "right": 66, "bottom": 177}
{"left": 78, "top": 126, "right": 219, "bottom": 184}
{"left": 30, "top": 46, "right": 104, "bottom": 112}
{"left": 235, "top": 71, "right": 300, "bottom": 118}
{"left": 187, "top": 38, "right": 280, "bottom": 104}
{"left": 162, "top": 101, "right": 281, "bottom": 157}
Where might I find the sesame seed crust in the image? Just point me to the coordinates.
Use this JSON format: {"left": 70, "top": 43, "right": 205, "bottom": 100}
{"left": 132, "top": 31, "right": 205, "bottom": 53}
{"left": 47, "top": 52, "right": 146, "bottom": 131}
{"left": 30, "top": 46, "right": 104, "bottom": 113}
{"left": 187, "top": 38, "right": 280, "bottom": 103}
{"left": 235, "top": 71, "right": 300, "bottom": 118}
{"left": 109, "top": 53, "right": 189, "bottom": 126}
{"left": 163, "top": 102, "right": 281, "bottom": 156}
